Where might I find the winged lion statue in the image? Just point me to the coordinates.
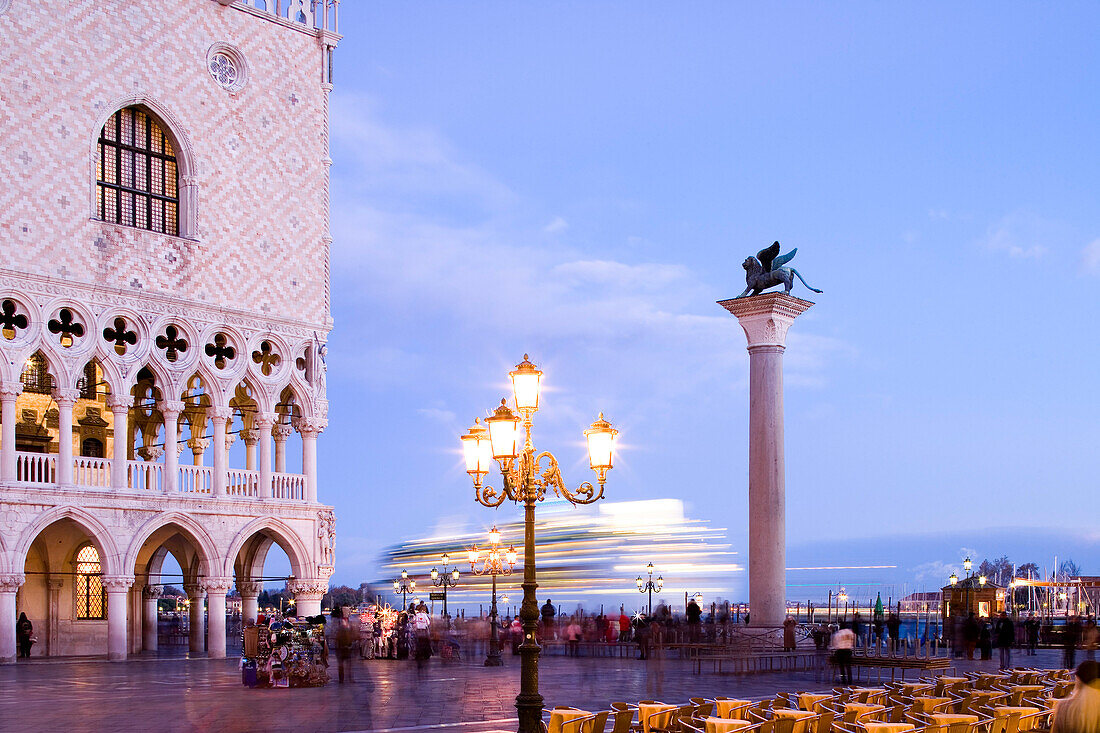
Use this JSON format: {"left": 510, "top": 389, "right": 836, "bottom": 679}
{"left": 736, "top": 241, "right": 822, "bottom": 298}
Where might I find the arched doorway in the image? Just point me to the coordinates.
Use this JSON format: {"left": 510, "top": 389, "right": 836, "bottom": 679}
{"left": 228, "top": 520, "right": 316, "bottom": 621}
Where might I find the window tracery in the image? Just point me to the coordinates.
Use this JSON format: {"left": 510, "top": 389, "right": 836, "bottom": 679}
{"left": 96, "top": 107, "right": 179, "bottom": 236}
{"left": 75, "top": 544, "right": 106, "bottom": 620}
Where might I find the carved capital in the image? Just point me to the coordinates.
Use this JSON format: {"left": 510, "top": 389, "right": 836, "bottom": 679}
{"left": 143, "top": 584, "right": 164, "bottom": 600}
{"left": 0, "top": 573, "right": 26, "bottom": 591}
{"left": 717, "top": 293, "right": 814, "bottom": 349}
{"left": 236, "top": 581, "right": 262, "bottom": 598}
{"left": 158, "top": 399, "right": 186, "bottom": 418}
{"left": 238, "top": 429, "right": 258, "bottom": 445}
{"left": 293, "top": 416, "right": 327, "bottom": 436}
{"left": 47, "top": 578, "right": 64, "bottom": 591}
{"left": 183, "top": 583, "right": 204, "bottom": 599}
{"left": 208, "top": 406, "right": 233, "bottom": 423}
{"left": 224, "top": 432, "right": 237, "bottom": 451}
{"left": 106, "top": 393, "right": 130, "bottom": 412}
{"left": 101, "top": 575, "right": 135, "bottom": 592}
{"left": 52, "top": 387, "right": 81, "bottom": 405}
{"left": 186, "top": 437, "right": 210, "bottom": 454}
{"left": 137, "top": 445, "right": 164, "bottom": 462}
{"left": 0, "top": 382, "right": 25, "bottom": 400}
{"left": 287, "top": 578, "right": 328, "bottom": 600}
{"left": 252, "top": 412, "right": 277, "bottom": 430}
{"left": 199, "top": 577, "right": 233, "bottom": 595}
{"left": 272, "top": 423, "right": 293, "bottom": 441}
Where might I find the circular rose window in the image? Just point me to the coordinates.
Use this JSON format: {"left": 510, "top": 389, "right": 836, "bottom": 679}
{"left": 206, "top": 43, "right": 249, "bottom": 93}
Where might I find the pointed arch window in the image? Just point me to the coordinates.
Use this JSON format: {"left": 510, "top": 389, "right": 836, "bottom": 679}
{"left": 75, "top": 544, "right": 106, "bottom": 620}
{"left": 96, "top": 107, "right": 179, "bottom": 235}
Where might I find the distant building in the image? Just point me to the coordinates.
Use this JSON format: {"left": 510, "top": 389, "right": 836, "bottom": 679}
{"left": 899, "top": 591, "right": 941, "bottom": 614}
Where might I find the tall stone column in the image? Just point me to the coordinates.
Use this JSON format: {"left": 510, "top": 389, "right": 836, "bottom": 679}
{"left": 159, "top": 400, "right": 183, "bottom": 493}
{"left": 254, "top": 413, "right": 276, "bottom": 500}
{"left": 295, "top": 418, "right": 325, "bottom": 504}
{"left": 241, "top": 429, "right": 258, "bottom": 471}
{"left": 718, "top": 293, "right": 813, "bottom": 628}
{"left": 288, "top": 579, "right": 327, "bottom": 618}
{"left": 0, "top": 574, "right": 25, "bottom": 663}
{"left": 53, "top": 387, "right": 80, "bottom": 486}
{"left": 201, "top": 578, "right": 233, "bottom": 658}
{"left": 107, "top": 394, "right": 129, "bottom": 490}
{"left": 103, "top": 575, "right": 135, "bottom": 661}
{"left": 1, "top": 383, "right": 24, "bottom": 482}
{"left": 187, "top": 437, "right": 210, "bottom": 467}
{"left": 46, "top": 577, "right": 63, "bottom": 656}
{"left": 209, "top": 407, "right": 230, "bottom": 497}
{"left": 237, "top": 581, "right": 262, "bottom": 624}
{"left": 142, "top": 585, "right": 162, "bottom": 652}
{"left": 272, "top": 423, "right": 292, "bottom": 473}
{"left": 184, "top": 583, "right": 206, "bottom": 654}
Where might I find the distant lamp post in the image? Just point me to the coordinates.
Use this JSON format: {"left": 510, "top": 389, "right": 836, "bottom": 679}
{"left": 461, "top": 354, "right": 617, "bottom": 733}
{"left": 394, "top": 570, "right": 416, "bottom": 610}
{"left": 430, "top": 554, "right": 460, "bottom": 621}
{"left": 636, "top": 562, "right": 663, "bottom": 614}
{"left": 469, "top": 525, "right": 517, "bottom": 666}
{"left": 838, "top": 589, "right": 849, "bottom": 620}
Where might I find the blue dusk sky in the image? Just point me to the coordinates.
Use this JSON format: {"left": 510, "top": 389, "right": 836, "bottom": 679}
{"left": 312, "top": 2, "right": 1100, "bottom": 597}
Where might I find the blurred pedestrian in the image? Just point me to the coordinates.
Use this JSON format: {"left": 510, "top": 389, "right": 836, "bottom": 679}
{"left": 1083, "top": 617, "right": 1098, "bottom": 662}
{"left": 335, "top": 616, "right": 356, "bottom": 683}
{"left": 830, "top": 621, "right": 855, "bottom": 684}
{"left": 887, "top": 612, "right": 901, "bottom": 654}
{"left": 566, "top": 617, "right": 582, "bottom": 657}
{"left": 414, "top": 604, "right": 432, "bottom": 672}
{"left": 619, "top": 607, "right": 632, "bottom": 644}
{"left": 541, "top": 599, "right": 556, "bottom": 640}
{"left": 687, "top": 598, "right": 702, "bottom": 643}
{"left": 783, "top": 615, "right": 798, "bottom": 652}
{"left": 995, "top": 611, "right": 1015, "bottom": 670}
{"left": 1065, "top": 616, "right": 1083, "bottom": 670}
{"left": 963, "top": 613, "right": 979, "bottom": 660}
{"left": 1026, "top": 615, "right": 1040, "bottom": 656}
{"left": 635, "top": 615, "right": 651, "bottom": 660}
{"left": 1051, "top": 660, "right": 1100, "bottom": 733}
{"left": 16, "top": 613, "right": 33, "bottom": 659}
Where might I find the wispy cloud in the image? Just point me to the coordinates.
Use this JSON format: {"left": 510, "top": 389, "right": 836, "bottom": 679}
{"left": 979, "top": 212, "right": 1059, "bottom": 259}
{"left": 1082, "top": 239, "right": 1100, "bottom": 274}
{"left": 544, "top": 216, "right": 569, "bottom": 234}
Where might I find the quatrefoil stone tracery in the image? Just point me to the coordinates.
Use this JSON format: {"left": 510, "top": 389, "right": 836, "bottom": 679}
{"left": 209, "top": 53, "right": 239, "bottom": 90}
{"left": 103, "top": 317, "right": 138, "bottom": 355}
{"left": 1, "top": 299, "right": 28, "bottom": 340}
{"left": 155, "top": 325, "right": 188, "bottom": 362}
{"left": 205, "top": 333, "right": 236, "bottom": 370}
{"left": 251, "top": 340, "right": 280, "bottom": 376}
{"left": 47, "top": 308, "right": 84, "bottom": 348}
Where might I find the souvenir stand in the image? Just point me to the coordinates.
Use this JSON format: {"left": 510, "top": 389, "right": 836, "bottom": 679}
{"left": 242, "top": 616, "right": 329, "bottom": 688}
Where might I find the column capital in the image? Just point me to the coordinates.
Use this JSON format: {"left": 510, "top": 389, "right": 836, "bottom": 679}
{"left": 106, "top": 393, "right": 130, "bottom": 412}
{"left": 287, "top": 578, "right": 328, "bottom": 601}
{"left": 238, "top": 429, "right": 258, "bottom": 445}
{"left": 101, "top": 575, "right": 135, "bottom": 592}
{"left": 47, "top": 578, "right": 64, "bottom": 591}
{"left": 183, "top": 583, "right": 204, "bottom": 599}
{"left": 143, "top": 585, "right": 164, "bottom": 600}
{"left": 293, "top": 416, "right": 328, "bottom": 436}
{"left": 0, "top": 382, "right": 23, "bottom": 400}
{"left": 158, "top": 399, "right": 185, "bottom": 418}
{"left": 0, "top": 573, "right": 25, "bottom": 591}
{"left": 137, "top": 445, "right": 164, "bottom": 462}
{"left": 252, "top": 411, "right": 277, "bottom": 429}
{"left": 272, "top": 423, "right": 293, "bottom": 441}
{"left": 717, "top": 293, "right": 814, "bottom": 349}
{"left": 52, "top": 387, "right": 81, "bottom": 405}
{"left": 224, "top": 433, "right": 237, "bottom": 450}
{"left": 208, "top": 406, "right": 233, "bottom": 423}
{"left": 236, "top": 581, "right": 262, "bottom": 597}
{"left": 186, "top": 437, "right": 210, "bottom": 453}
{"left": 199, "top": 577, "right": 233, "bottom": 595}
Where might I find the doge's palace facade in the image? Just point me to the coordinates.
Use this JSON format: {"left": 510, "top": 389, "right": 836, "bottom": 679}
{"left": 0, "top": 0, "right": 339, "bottom": 662}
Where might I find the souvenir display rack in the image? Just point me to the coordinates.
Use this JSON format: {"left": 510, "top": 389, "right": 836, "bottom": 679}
{"left": 242, "top": 617, "right": 329, "bottom": 688}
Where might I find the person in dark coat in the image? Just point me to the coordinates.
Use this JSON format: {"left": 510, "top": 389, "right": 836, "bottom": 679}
{"left": 886, "top": 613, "right": 902, "bottom": 654}
{"left": 995, "top": 612, "right": 1015, "bottom": 669}
{"left": 962, "top": 613, "right": 980, "bottom": 660}
{"left": 1064, "top": 616, "right": 1082, "bottom": 670}
{"left": 335, "top": 616, "right": 355, "bottom": 683}
{"left": 1025, "top": 615, "right": 1040, "bottom": 656}
{"left": 686, "top": 599, "right": 702, "bottom": 643}
{"left": 783, "top": 615, "right": 798, "bottom": 652}
{"left": 16, "top": 613, "right": 33, "bottom": 658}
{"left": 541, "top": 599, "right": 556, "bottom": 640}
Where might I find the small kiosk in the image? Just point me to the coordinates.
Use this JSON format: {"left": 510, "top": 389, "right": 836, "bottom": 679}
{"left": 241, "top": 616, "right": 329, "bottom": 688}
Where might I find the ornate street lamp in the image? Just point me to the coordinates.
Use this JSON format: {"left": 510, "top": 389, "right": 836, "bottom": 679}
{"left": 838, "top": 588, "right": 849, "bottom": 620}
{"left": 636, "top": 562, "right": 663, "bottom": 615}
{"left": 430, "top": 554, "right": 460, "bottom": 623}
{"left": 461, "top": 354, "right": 617, "bottom": 733}
{"left": 469, "top": 525, "right": 517, "bottom": 666}
{"left": 393, "top": 569, "right": 416, "bottom": 611}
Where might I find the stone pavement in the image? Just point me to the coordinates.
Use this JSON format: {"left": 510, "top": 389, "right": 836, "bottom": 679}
{"left": 0, "top": 648, "right": 1071, "bottom": 733}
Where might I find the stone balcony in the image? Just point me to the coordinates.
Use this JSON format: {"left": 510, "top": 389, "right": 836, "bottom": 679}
{"left": 12, "top": 451, "right": 307, "bottom": 502}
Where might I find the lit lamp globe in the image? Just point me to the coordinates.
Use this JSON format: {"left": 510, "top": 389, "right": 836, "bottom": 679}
{"left": 393, "top": 579, "right": 400, "bottom": 591}
{"left": 979, "top": 575, "right": 986, "bottom": 587}
{"left": 949, "top": 573, "right": 958, "bottom": 586}
{"left": 467, "top": 547, "right": 480, "bottom": 566}
{"left": 401, "top": 569, "right": 408, "bottom": 580}
{"left": 431, "top": 567, "right": 439, "bottom": 581}
{"left": 486, "top": 399, "right": 521, "bottom": 461}
{"left": 964, "top": 557, "right": 972, "bottom": 573}
{"left": 506, "top": 546, "right": 518, "bottom": 566}
{"left": 461, "top": 419, "right": 492, "bottom": 482}
{"left": 510, "top": 354, "right": 543, "bottom": 413}
{"left": 585, "top": 413, "right": 618, "bottom": 479}
{"left": 657, "top": 576, "right": 664, "bottom": 591}
{"left": 636, "top": 576, "right": 644, "bottom": 590}
{"left": 489, "top": 525, "right": 501, "bottom": 546}
{"left": 451, "top": 568, "right": 460, "bottom": 582}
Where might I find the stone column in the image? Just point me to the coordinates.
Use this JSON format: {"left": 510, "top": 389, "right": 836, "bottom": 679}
{"left": 296, "top": 418, "right": 325, "bottom": 504}
{"left": 237, "top": 581, "right": 262, "bottom": 624}
{"left": 159, "top": 400, "right": 183, "bottom": 493}
{"left": 187, "top": 437, "right": 210, "bottom": 467}
{"left": 103, "top": 575, "right": 135, "bottom": 661}
{"left": 209, "top": 408, "right": 230, "bottom": 497}
{"left": 254, "top": 413, "right": 276, "bottom": 500}
{"left": 201, "top": 578, "right": 233, "bottom": 658}
{"left": 272, "top": 423, "right": 292, "bottom": 473}
{"left": 718, "top": 293, "right": 813, "bottom": 628}
{"left": 1, "top": 383, "right": 24, "bottom": 482}
{"left": 240, "top": 429, "right": 258, "bottom": 471}
{"left": 142, "top": 585, "right": 162, "bottom": 652}
{"left": 0, "top": 574, "right": 25, "bottom": 664}
{"left": 184, "top": 583, "right": 206, "bottom": 654}
{"left": 46, "top": 577, "right": 63, "bottom": 656}
{"left": 287, "top": 579, "right": 327, "bottom": 618}
{"left": 107, "top": 394, "right": 129, "bottom": 490}
{"left": 53, "top": 387, "right": 80, "bottom": 486}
